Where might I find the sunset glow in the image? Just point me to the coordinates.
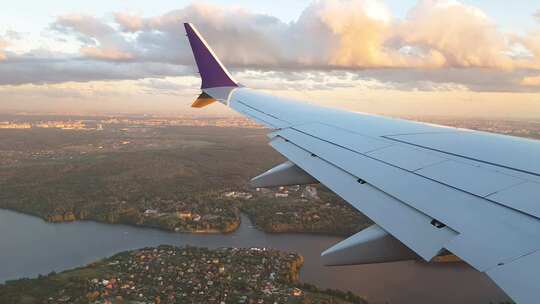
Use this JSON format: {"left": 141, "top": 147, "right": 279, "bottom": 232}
{"left": 0, "top": 0, "right": 539, "bottom": 118}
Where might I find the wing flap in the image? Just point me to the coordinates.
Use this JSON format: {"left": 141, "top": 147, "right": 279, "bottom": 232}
{"left": 274, "top": 125, "right": 540, "bottom": 271}
{"left": 486, "top": 250, "right": 540, "bottom": 304}
{"left": 270, "top": 135, "right": 459, "bottom": 261}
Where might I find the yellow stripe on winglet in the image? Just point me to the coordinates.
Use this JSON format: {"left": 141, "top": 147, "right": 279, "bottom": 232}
{"left": 191, "top": 92, "right": 217, "bottom": 108}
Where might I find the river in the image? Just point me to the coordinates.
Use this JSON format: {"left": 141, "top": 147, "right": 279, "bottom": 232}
{"left": 0, "top": 209, "right": 509, "bottom": 304}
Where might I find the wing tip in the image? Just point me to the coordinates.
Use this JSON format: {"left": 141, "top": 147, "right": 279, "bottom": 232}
{"left": 184, "top": 23, "right": 238, "bottom": 90}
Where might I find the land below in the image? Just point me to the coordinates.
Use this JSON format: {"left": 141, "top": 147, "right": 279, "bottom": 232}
{"left": 1, "top": 114, "right": 538, "bottom": 236}
{"left": 0, "top": 114, "right": 526, "bottom": 304}
{"left": 0, "top": 115, "right": 369, "bottom": 236}
{"left": 0, "top": 245, "right": 366, "bottom": 304}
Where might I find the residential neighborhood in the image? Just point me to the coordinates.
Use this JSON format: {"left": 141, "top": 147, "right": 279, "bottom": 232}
{"left": 0, "top": 246, "right": 365, "bottom": 304}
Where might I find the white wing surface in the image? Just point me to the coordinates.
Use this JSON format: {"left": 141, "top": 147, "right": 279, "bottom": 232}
{"left": 184, "top": 23, "right": 540, "bottom": 303}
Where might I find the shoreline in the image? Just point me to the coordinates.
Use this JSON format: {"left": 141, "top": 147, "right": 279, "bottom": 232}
{"left": 0, "top": 245, "right": 366, "bottom": 304}
{"left": 0, "top": 206, "right": 353, "bottom": 237}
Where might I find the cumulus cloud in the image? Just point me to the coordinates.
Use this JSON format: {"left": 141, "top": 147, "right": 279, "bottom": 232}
{"left": 53, "top": 14, "right": 114, "bottom": 39}
{"left": 112, "top": 3, "right": 289, "bottom": 66}
{"left": 394, "top": 0, "right": 512, "bottom": 69}
{"left": 46, "top": 1, "right": 527, "bottom": 70}
{"left": 3, "top": 0, "right": 540, "bottom": 92}
{"left": 292, "top": 0, "right": 400, "bottom": 68}
{"left": 80, "top": 47, "right": 134, "bottom": 60}
{"left": 51, "top": 14, "right": 135, "bottom": 61}
{"left": 62, "top": 0, "right": 535, "bottom": 71}
{"left": 114, "top": 12, "right": 144, "bottom": 32}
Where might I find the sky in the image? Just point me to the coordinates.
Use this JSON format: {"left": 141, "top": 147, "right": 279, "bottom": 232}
{"left": 0, "top": 0, "right": 539, "bottom": 118}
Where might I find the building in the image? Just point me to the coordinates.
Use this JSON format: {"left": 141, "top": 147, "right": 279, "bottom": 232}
{"left": 144, "top": 209, "right": 158, "bottom": 216}
{"left": 224, "top": 191, "right": 253, "bottom": 200}
{"left": 301, "top": 186, "right": 320, "bottom": 200}
{"left": 176, "top": 212, "right": 192, "bottom": 220}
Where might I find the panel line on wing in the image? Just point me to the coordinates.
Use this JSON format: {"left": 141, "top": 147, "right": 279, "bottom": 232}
{"left": 269, "top": 136, "right": 459, "bottom": 261}
{"left": 236, "top": 100, "right": 289, "bottom": 124}
{"left": 289, "top": 125, "right": 540, "bottom": 222}
{"left": 276, "top": 126, "right": 540, "bottom": 271}
{"left": 383, "top": 135, "right": 540, "bottom": 178}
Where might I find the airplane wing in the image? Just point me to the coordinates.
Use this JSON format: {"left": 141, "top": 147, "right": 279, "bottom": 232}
{"left": 184, "top": 23, "right": 540, "bottom": 304}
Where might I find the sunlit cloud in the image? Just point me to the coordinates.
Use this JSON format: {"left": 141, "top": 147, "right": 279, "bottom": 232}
{"left": 521, "top": 75, "right": 540, "bottom": 87}
{"left": 80, "top": 47, "right": 134, "bottom": 61}
{"left": 0, "top": 0, "right": 537, "bottom": 93}
{"left": 0, "top": 77, "right": 206, "bottom": 115}
{"left": 395, "top": 0, "right": 512, "bottom": 69}
{"left": 0, "top": 38, "right": 8, "bottom": 61}
{"left": 62, "top": 0, "right": 538, "bottom": 70}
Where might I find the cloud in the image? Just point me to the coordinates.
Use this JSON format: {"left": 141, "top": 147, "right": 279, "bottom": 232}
{"left": 53, "top": 14, "right": 114, "bottom": 39}
{"left": 0, "top": 57, "right": 191, "bottom": 85}
{"left": 394, "top": 0, "right": 512, "bottom": 69}
{"left": 114, "top": 12, "right": 144, "bottom": 32}
{"left": 521, "top": 75, "right": 540, "bottom": 86}
{"left": 291, "top": 0, "right": 405, "bottom": 68}
{"left": 80, "top": 47, "right": 133, "bottom": 61}
{"left": 47, "top": 1, "right": 517, "bottom": 69}
{"left": 2, "top": 0, "right": 540, "bottom": 92}
{"left": 0, "top": 38, "right": 8, "bottom": 61}
{"left": 51, "top": 13, "right": 135, "bottom": 62}
{"left": 80, "top": 0, "right": 535, "bottom": 70}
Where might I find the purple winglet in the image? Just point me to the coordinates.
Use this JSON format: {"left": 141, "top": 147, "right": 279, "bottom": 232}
{"left": 184, "top": 23, "right": 238, "bottom": 89}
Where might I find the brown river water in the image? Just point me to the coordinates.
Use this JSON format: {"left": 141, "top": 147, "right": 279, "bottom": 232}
{"left": 0, "top": 210, "right": 509, "bottom": 304}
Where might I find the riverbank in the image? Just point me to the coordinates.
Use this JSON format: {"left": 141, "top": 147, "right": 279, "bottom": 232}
{"left": 238, "top": 186, "right": 372, "bottom": 236}
{"left": 0, "top": 245, "right": 366, "bottom": 304}
{"left": 0, "top": 195, "right": 242, "bottom": 234}
{"left": 0, "top": 125, "right": 372, "bottom": 236}
{"left": 0, "top": 208, "right": 511, "bottom": 304}
{"left": 0, "top": 183, "right": 371, "bottom": 236}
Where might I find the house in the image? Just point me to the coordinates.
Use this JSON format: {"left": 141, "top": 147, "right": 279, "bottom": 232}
{"left": 176, "top": 212, "right": 192, "bottom": 220}
{"left": 289, "top": 185, "right": 301, "bottom": 192}
{"left": 224, "top": 191, "right": 253, "bottom": 200}
{"left": 292, "top": 288, "right": 304, "bottom": 297}
{"left": 144, "top": 209, "right": 158, "bottom": 216}
{"left": 301, "top": 186, "right": 320, "bottom": 200}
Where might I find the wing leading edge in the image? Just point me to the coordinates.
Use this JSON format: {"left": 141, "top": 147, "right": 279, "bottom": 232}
{"left": 184, "top": 23, "right": 540, "bottom": 304}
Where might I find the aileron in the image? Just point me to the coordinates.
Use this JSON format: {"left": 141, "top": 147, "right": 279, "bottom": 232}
{"left": 270, "top": 136, "right": 458, "bottom": 261}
